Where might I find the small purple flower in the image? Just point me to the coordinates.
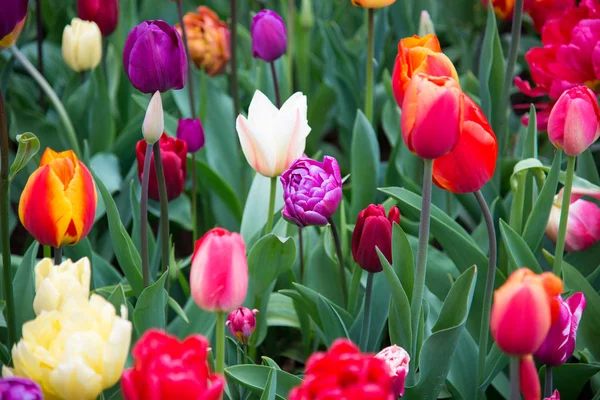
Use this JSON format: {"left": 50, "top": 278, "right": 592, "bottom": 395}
{"left": 0, "top": 377, "right": 43, "bottom": 400}
{"left": 0, "top": 0, "right": 28, "bottom": 42}
{"left": 280, "top": 156, "right": 342, "bottom": 227}
{"left": 251, "top": 9, "right": 287, "bottom": 62}
{"left": 176, "top": 118, "right": 205, "bottom": 153}
{"left": 123, "top": 20, "right": 187, "bottom": 93}
{"left": 534, "top": 292, "right": 586, "bottom": 366}
{"left": 226, "top": 307, "right": 259, "bottom": 345}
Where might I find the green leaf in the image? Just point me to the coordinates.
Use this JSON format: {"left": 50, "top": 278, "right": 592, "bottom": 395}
{"left": 576, "top": 149, "right": 600, "bottom": 186}
{"left": 89, "top": 68, "right": 116, "bottom": 154}
{"left": 351, "top": 110, "right": 380, "bottom": 220}
{"left": 481, "top": 343, "right": 509, "bottom": 390}
{"left": 380, "top": 248, "right": 411, "bottom": 353}
{"left": 267, "top": 293, "right": 300, "bottom": 329}
{"left": 539, "top": 363, "right": 600, "bottom": 400}
{"left": 9, "top": 132, "right": 40, "bottom": 180}
{"left": 241, "top": 174, "right": 284, "bottom": 245}
{"left": 129, "top": 180, "right": 155, "bottom": 257}
{"left": 107, "top": 284, "right": 127, "bottom": 314}
{"left": 499, "top": 219, "right": 542, "bottom": 273}
{"left": 13, "top": 241, "right": 39, "bottom": 337}
{"left": 133, "top": 271, "right": 168, "bottom": 335}
{"left": 167, "top": 297, "right": 189, "bottom": 324}
{"left": 260, "top": 368, "right": 278, "bottom": 400}
{"left": 317, "top": 296, "right": 349, "bottom": 345}
{"left": 92, "top": 252, "right": 122, "bottom": 290}
{"left": 168, "top": 297, "right": 216, "bottom": 339}
{"left": 225, "top": 365, "right": 302, "bottom": 400}
{"left": 291, "top": 283, "right": 354, "bottom": 332}
{"left": 392, "top": 223, "right": 414, "bottom": 301}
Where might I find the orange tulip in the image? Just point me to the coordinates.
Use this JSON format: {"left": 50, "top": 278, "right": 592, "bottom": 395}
{"left": 401, "top": 74, "right": 463, "bottom": 159}
{"left": 490, "top": 268, "right": 563, "bottom": 356}
{"left": 482, "top": 0, "right": 515, "bottom": 20}
{"left": 391, "top": 34, "right": 459, "bottom": 107}
{"left": 351, "top": 0, "right": 396, "bottom": 7}
{"left": 19, "top": 149, "right": 97, "bottom": 248}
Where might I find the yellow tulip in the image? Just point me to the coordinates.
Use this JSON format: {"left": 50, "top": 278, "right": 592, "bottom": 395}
{"left": 62, "top": 18, "right": 102, "bottom": 72}
{"left": 351, "top": 0, "right": 396, "bottom": 8}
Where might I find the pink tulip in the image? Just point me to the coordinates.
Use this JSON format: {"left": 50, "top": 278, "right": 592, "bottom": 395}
{"left": 226, "top": 307, "right": 259, "bottom": 345}
{"left": 375, "top": 345, "right": 410, "bottom": 398}
{"left": 520, "top": 355, "right": 541, "bottom": 400}
{"left": 545, "top": 389, "right": 560, "bottom": 400}
{"left": 190, "top": 228, "right": 248, "bottom": 312}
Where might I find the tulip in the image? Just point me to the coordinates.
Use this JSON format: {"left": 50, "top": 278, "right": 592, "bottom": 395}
{"left": 0, "top": 0, "right": 28, "bottom": 49}
{"left": 175, "top": 7, "right": 230, "bottom": 76}
{"left": 19, "top": 148, "right": 97, "bottom": 248}
{"left": 33, "top": 257, "right": 91, "bottom": 315}
{"left": 190, "top": 228, "right": 248, "bottom": 312}
{"left": 525, "top": 0, "right": 574, "bottom": 32}
{"left": 352, "top": 204, "right": 400, "bottom": 273}
{"left": 226, "top": 307, "right": 259, "bottom": 345}
{"left": 351, "top": 0, "right": 397, "bottom": 8}
{"left": 251, "top": 10, "right": 287, "bottom": 63}
{"left": 547, "top": 85, "right": 600, "bottom": 156}
{"left": 482, "top": 0, "right": 515, "bottom": 20}
{"left": 136, "top": 134, "right": 187, "bottom": 202}
{"left": 289, "top": 339, "right": 395, "bottom": 400}
{"left": 546, "top": 187, "right": 600, "bottom": 252}
{"left": 520, "top": 355, "right": 541, "bottom": 400}
{"left": 3, "top": 295, "right": 132, "bottom": 400}
{"left": 142, "top": 91, "right": 164, "bottom": 145}
{"left": 280, "top": 156, "right": 343, "bottom": 227}
{"left": 236, "top": 90, "right": 311, "bottom": 177}
{"left": 490, "top": 268, "right": 563, "bottom": 355}
{"left": 121, "top": 329, "right": 224, "bottom": 400}
{"left": 177, "top": 118, "right": 205, "bottom": 153}
{"left": 375, "top": 345, "right": 410, "bottom": 398}
{"left": 123, "top": 20, "right": 187, "bottom": 93}
{"left": 401, "top": 74, "right": 463, "bottom": 159}
{"left": 62, "top": 18, "right": 103, "bottom": 72}
{"left": 433, "top": 94, "right": 498, "bottom": 193}
{"left": 418, "top": 11, "right": 435, "bottom": 37}
{"left": 77, "top": 0, "right": 119, "bottom": 37}
{"left": 545, "top": 389, "right": 561, "bottom": 400}
{"left": 391, "top": 34, "right": 459, "bottom": 107}
{"left": 534, "top": 293, "right": 586, "bottom": 365}
{"left": 0, "top": 377, "right": 43, "bottom": 400}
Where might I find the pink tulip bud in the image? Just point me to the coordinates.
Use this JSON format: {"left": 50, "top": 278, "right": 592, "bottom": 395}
{"left": 545, "top": 389, "right": 560, "bottom": 400}
{"left": 190, "top": 228, "right": 248, "bottom": 313}
{"left": 547, "top": 85, "right": 600, "bottom": 156}
{"left": 374, "top": 345, "right": 410, "bottom": 398}
{"left": 226, "top": 307, "right": 259, "bottom": 344}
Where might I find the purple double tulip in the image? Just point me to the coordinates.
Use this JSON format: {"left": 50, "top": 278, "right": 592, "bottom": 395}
{"left": 0, "top": 0, "right": 28, "bottom": 47}
{"left": 534, "top": 292, "right": 586, "bottom": 366}
{"left": 0, "top": 377, "right": 43, "bottom": 400}
{"left": 251, "top": 9, "right": 287, "bottom": 63}
{"left": 281, "top": 156, "right": 342, "bottom": 227}
{"left": 123, "top": 20, "right": 187, "bottom": 93}
{"left": 177, "top": 118, "right": 205, "bottom": 153}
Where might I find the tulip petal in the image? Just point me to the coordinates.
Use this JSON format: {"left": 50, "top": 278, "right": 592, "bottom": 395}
{"left": 563, "top": 97, "right": 600, "bottom": 156}
{"left": 237, "top": 115, "right": 274, "bottom": 177}
{"left": 276, "top": 93, "right": 310, "bottom": 175}
{"left": 564, "top": 199, "right": 600, "bottom": 251}
{"left": 63, "top": 162, "right": 97, "bottom": 245}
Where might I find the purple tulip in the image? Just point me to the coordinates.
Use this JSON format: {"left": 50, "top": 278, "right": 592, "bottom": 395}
{"left": 280, "top": 156, "right": 342, "bottom": 227}
{"left": 534, "top": 292, "right": 586, "bottom": 366}
{"left": 251, "top": 9, "right": 287, "bottom": 63}
{"left": 123, "top": 20, "right": 187, "bottom": 93}
{"left": 226, "top": 307, "right": 259, "bottom": 345}
{"left": 0, "top": 0, "right": 28, "bottom": 46}
{"left": 0, "top": 377, "right": 43, "bottom": 400}
{"left": 176, "top": 118, "right": 205, "bottom": 153}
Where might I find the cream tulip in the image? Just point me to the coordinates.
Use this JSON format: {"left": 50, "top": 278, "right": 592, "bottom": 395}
{"left": 33, "top": 257, "right": 91, "bottom": 315}
{"left": 4, "top": 295, "right": 132, "bottom": 400}
{"left": 142, "top": 91, "right": 164, "bottom": 144}
{"left": 62, "top": 18, "right": 102, "bottom": 72}
{"left": 236, "top": 90, "right": 311, "bottom": 177}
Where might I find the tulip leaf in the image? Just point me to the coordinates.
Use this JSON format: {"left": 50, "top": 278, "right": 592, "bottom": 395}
{"left": 225, "top": 365, "right": 302, "bottom": 400}
{"left": 499, "top": 219, "right": 542, "bottom": 273}
{"left": 133, "top": 271, "right": 168, "bottom": 335}
{"left": 290, "top": 283, "right": 354, "bottom": 332}
{"left": 539, "top": 363, "right": 600, "bottom": 400}
{"left": 107, "top": 284, "right": 127, "bottom": 316}
{"left": 351, "top": 110, "right": 380, "bottom": 221}
{"left": 12, "top": 241, "right": 39, "bottom": 337}
{"left": 577, "top": 149, "right": 600, "bottom": 186}
{"left": 480, "top": 343, "right": 509, "bottom": 391}
{"left": 392, "top": 223, "right": 414, "bottom": 301}
{"left": 168, "top": 297, "right": 216, "bottom": 340}
{"left": 241, "top": 174, "right": 284, "bottom": 246}
{"left": 129, "top": 180, "right": 155, "bottom": 257}
{"left": 260, "top": 368, "right": 278, "bottom": 400}
{"left": 8, "top": 132, "right": 40, "bottom": 181}
{"left": 317, "top": 296, "right": 350, "bottom": 346}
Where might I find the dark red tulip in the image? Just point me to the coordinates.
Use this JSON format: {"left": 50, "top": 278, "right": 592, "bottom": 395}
{"left": 77, "top": 0, "right": 119, "bottom": 37}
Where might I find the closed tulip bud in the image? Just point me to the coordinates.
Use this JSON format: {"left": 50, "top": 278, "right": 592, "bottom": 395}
{"left": 375, "top": 345, "right": 410, "bottom": 398}
{"left": 0, "top": 0, "right": 28, "bottom": 49}
{"left": 62, "top": 18, "right": 102, "bottom": 72}
{"left": 520, "top": 355, "right": 541, "bottom": 400}
{"left": 482, "top": 0, "right": 515, "bottom": 20}
{"left": 237, "top": 90, "right": 311, "bottom": 177}
{"left": 176, "top": 118, "right": 205, "bottom": 153}
{"left": 190, "top": 228, "right": 248, "bottom": 313}
{"left": 124, "top": 20, "right": 187, "bottom": 93}
{"left": 545, "top": 390, "right": 560, "bottom": 400}
{"left": 0, "top": 377, "right": 43, "bottom": 400}
{"left": 401, "top": 74, "right": 463, "bottom": 159}
{"left": 281, "top": 156, "right": 343, "bottom": 227}
{"left": 547, "top": 85, "right": 600, "bottom": 156}
{"left": 534, "top": 293, "right": 586, "bottom": 365}
{"left": 251, "top": 10, "right": 287, "bottom": 62}
{"left": 136, "top": 134, "right": 187, "bottom": 202}
{"left": 77, "top": 0, "right": 119, "bottom": 37}
{"left": 33, "top": 257, "right": 91, "bottom": 315}
{"left": 491, "top": 268, "right": 563, "bottom": 355}
{"left": 226, "top": 307, "right": 259, "bottom": 345}
{"left": 351, "top": 0, "right": 397, "bottom": 8}
{"left": 433, "top": 94, "right": 497, "bottom": 193}
{"left": 352, "top": 205, "right": 400, "bottom": 273}
{"left": 19, "top": 149, "right": 97, "bottom": 248}
{"left": 142, "top": 91, "right": 164, "bottom": 144}
{"left": 418, "top": 11, "right": 435, "bottom": 36}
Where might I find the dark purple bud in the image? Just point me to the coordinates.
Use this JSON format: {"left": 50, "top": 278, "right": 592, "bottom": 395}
{"left": 0, "top": 377, "right": 43, "bottom": 400}
{"left": 226, "top": 307, "right": 259, "bottom": 345}
{"left": 176, "top": 118, "right": 205, "bottom": 153}
{"left": 251, "top": 9, "right": 287, "bottom": 63}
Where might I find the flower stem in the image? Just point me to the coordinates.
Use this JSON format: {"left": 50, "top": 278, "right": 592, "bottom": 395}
{"left": 9, "top": 46, "right": 81, "bottom": 156}
{"left": 153, "top": 143, "right": 171, "bottom": 278}
{"left": 265, "top": 177, "right": 277, "bottom": 234}
{"left": 410, "top": 158, "right": 433, "bottom": 366}
{"left": 359, "top": 272, "right": 374, "bottom": 352}
{"left": 53, "top": 246, "right": 62, "bottom": 265}
{"left": 328, "top": 217, "right": 348, "bottom": 308}
{"left": 545, "top": 365, "right": 553, "bottom": 397}
{"left": 553, "top": 154, "right": 575, "bottom": 276}
{"left": 243, "top": 343, "right": 249, "bottom": 364}
{"left": 43, "top": 246, "right": 51, "bottom": 259}
{"left": 365, "top": 8, "right": 375, "bottom": 123}
{"left": 270, "top": 62, "right": 282, "bottom": 108}
{"left": 191, "top": 153, "right": 198, "bottom": 240}
{"left": 140, "top": 144, "right": 153, "bottom": 288}
{"left": 475, "top": 190, "right": 498, "bottom": 394}
{"left": 298, "top": 227, "right": 304, "bottom": 282}
{"left": 510, "top": 356, "right": 520, "bottom": 400}
{"left": 35, "top": 0, "right": 44, "bottom": 107}
{"left": 287, "top": 0, "right": 295, "bottom": 91}
{"left": 216, "top": 311, "right": 226, "bottom": 374}
{"left": 230, "top": 0, "right": 240, "bottom": 119}
{"left": 0, "top": 88, "right": 16, "bottom": 350}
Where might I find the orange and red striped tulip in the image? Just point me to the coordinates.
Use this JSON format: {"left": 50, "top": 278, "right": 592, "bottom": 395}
{"left": 432, "top": 94, "right": 498, "bottom": 193}
{"left": 19, "top": 148, "right": 97, "bottom": 248}
{"left": 490, "top": 268, "right": 563, "bottom": 356}
{"left": 391, "top": 34, "right": 459, "bottom": 107}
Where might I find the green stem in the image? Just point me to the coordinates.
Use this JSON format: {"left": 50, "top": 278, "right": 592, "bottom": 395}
{"left": 298, "top": 227, "right": 304, "bottom": 282}
{"left": 545, "top": 365, "right": 553, "bottom": 398}
{"left": 216, "top": 311, "right": 226, "bottom": 374}
{"left": 410, "top": 158, "right": 433, "bottom": 367}
{"left": 287, "top": 0, "right": 295, "bottom": 91}
{"left": 140, "top": 144, "right": 153, "bottom": 288}
{"left": 553, "top": 154, "right": 575, "bottom": 276}
{"left": 510, "top": 356, "right": 520, "bottom": 400}
{"left": 200, "top": 70, "right": 208, "bottom": 122}
{"left": 43, "top": 245, "right": 51, "bottom": 259}
{"left": 265, "top": 177, "right": 277, "bottom": 234}
{"left": 153, "top": 143, "right": 171, "bottom": 277}
{"left": 9, "top": 46, "right": 81, "bottom": 156}
{"left": 270, "top": 62, "right": 282, "bottom": 108}
{"left": 359, "top": 272, "right": 374, "bottom": 351}
{"left": 365, "top": 8, "right": 375, "bottom": 123}
{"left": 192, "top": 153, "right": 198, "bottom": 240}
{"left": 243, "top": 343, "right": 249, "bottom": 364}
{"left": 230, "top": 0, "right": 240, "bottom": 119}
{"left": 35, "top": 0, "right": 44, "bottom": 107}
{"left": 0, "top": 88, "right": 16, "bottom": 350}
{"left": 53, "top": 246, "right": 62, "bottom": 265}
{"left": 328, "top": 217, "right": 348, "bottom": 308}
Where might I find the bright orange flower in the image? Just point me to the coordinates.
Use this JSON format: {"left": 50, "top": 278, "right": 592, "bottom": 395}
{"left": 483, "top": 0, "right": 516, "bottom": 20}
{"left": 351, "top": 0, "right": 396, "bottom": 8}
{"left": 490, "top": 268, "right": 563, "bottom": 356}
{"left": 19, "top": 148, "right": 97, "bottom": 248}
{"left": 391, "top": 34, "right": 459, "bottom": 107}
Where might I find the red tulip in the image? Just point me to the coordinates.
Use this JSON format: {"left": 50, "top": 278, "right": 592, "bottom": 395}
{"left": 520, "top": 355, "right": 541, "bottom": 400}
{"left": 77, "top": 0, "right": 119, "bottom": 37}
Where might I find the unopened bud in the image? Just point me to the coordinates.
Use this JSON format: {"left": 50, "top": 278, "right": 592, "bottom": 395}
{"left": 142, "top": 91, "right": 164, "bottom": 144}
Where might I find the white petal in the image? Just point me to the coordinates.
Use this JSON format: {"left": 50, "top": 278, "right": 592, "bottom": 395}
{"left": 237, "top": 113, "right": 275, "bottom": 177}
{"left": 273, "top": 92, "right": 311, "bottom": 175}
{"left": 143, "top": 91, "right": 164, "bottom": 144}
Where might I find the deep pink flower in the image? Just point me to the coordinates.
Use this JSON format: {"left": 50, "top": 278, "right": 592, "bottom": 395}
{"left": 375, "top": 345, "right": 410, "bottom": 398}
{"left": 226, "top": 307, "right": 259, "bottom": 345}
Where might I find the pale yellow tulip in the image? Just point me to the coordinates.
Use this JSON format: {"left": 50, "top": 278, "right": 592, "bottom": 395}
{"left": 62, "top": 18, "right": 102, "bottom": 72}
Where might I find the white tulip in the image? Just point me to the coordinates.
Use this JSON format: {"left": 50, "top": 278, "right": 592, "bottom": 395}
{"left": 418, "top": 11, "right": 435, "bottom": 37}
{"left": 142, "top": 91, "right": 164, "bottom": 144}
{"left": 62, "top": 18, "right": 102, "bottom": 72}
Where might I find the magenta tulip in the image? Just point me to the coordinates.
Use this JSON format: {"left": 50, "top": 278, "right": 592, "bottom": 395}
{"left": 226, "top": 307, "right": 259, "bottom": 345}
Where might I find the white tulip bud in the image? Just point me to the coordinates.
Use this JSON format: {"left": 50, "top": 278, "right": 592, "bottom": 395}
{"left": 418, "top": 11, "right": 435, "bottom": 37}
{"left": 142, "top": 91, "right": 164, "bottom": 144}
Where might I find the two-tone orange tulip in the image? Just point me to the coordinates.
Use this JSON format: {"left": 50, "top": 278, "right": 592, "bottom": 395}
{"left": 482, "top": 0, "right": 515, "bottom": 20}
{"left": 19, "top": 149, "right": 97, "bottom": 248}
{"left": 351, "top": 0, "right": 396, "bottom": 8}
{"left": 391, "top": 34, "right": 459, "bottom": 107}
